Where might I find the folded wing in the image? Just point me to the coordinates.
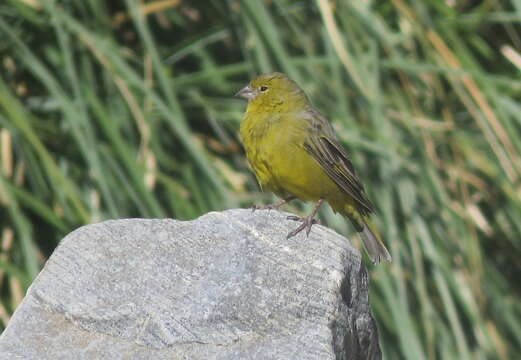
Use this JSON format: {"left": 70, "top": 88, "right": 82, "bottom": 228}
{"left": 302, "top": 108, "right": 374, "bottom": 214}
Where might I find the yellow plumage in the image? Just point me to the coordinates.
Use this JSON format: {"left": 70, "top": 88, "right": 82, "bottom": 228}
{"left": 237, "top": 72, "right": 391, "bottom": 264}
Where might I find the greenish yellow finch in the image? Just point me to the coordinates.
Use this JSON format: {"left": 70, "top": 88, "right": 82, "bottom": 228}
{"left": 236, "top": 72, "right": 391, "bottom": 264}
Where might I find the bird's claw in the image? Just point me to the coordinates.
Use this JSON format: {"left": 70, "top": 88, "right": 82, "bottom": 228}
{"left": 286, "top": 215, "right": 320, "bottom": 238}
{"left": 251, "top": 204, "right": 276, "bottom": 213}
{"left": 286, "top": 215, "right": 321, "bottom": 225}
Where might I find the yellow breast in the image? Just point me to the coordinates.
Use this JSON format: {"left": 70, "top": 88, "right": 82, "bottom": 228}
{"left": 240, "top": 110, "right": 341, "bottom": 201}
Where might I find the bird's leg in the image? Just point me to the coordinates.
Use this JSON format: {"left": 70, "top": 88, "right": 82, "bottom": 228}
{"left": 251, "top": 196, "right": 297, "bottom": 212}
{"left": 286, "top": 199, "right": 324, "bottom": 238}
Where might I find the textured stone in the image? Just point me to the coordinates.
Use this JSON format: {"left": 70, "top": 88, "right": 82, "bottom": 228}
{"left": 0, "top": 209, "right": 381, "bottom": 359}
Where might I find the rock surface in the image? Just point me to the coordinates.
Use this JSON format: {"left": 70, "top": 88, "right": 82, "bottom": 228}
{"left": 0, "top": 209, "right": 381, "bottom": 359}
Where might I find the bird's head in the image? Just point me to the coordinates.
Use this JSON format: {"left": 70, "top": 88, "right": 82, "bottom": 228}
{"left": 235, "top": 72, "right": 307, "bottom": 110}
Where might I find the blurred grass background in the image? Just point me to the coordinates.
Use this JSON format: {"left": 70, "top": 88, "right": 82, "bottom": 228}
{"left": 0, "top": 0, "right": 520, "bottom": 358}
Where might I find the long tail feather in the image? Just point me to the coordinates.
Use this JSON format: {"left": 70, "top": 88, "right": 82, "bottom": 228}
{"left": 360, "top": 219, "right": 391, "bottom": 265}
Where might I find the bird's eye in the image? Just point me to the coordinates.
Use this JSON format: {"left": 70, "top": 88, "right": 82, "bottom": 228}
{"left": 260, "top": 86, "right": 268, "bottom": 92}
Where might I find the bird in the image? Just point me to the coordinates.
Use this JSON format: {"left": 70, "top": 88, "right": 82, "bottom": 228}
{"left": 235, "top": 72, "right": 391, "bottom": 264}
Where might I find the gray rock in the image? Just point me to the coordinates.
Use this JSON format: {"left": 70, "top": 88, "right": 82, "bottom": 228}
{"left": 0, "top": 209, "right": 381, "bottom": 359}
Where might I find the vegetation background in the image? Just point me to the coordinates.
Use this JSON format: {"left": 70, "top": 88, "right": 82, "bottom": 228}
{"left": 1, "top": 0, "right": 520, "bottom": 358}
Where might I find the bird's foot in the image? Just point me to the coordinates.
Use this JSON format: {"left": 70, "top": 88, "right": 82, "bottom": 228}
{"left": 251, "top": 203, "right": 279, "bottom": 212}
{"left": 286, "top": 215, "right": 321, "bottom": 238}
{"left": 251, "top": 196, "right": 297, "bottom": 213}
{"left": 285, "top": 199, "right": 325, "bottom": 239}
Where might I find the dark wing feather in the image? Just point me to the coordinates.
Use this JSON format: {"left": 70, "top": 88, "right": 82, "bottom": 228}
{"left": 302, "top": 108, "right": 374, "bottom": 214}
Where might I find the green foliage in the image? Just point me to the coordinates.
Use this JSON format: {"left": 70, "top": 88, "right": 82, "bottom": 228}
{"left": 1, "top": 0, "right": 520, "bottom": 358}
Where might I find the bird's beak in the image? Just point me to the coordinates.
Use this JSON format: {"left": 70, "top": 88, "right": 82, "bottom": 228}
{"left": 235, "top": 85, "right": 257, "bottom": 100}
